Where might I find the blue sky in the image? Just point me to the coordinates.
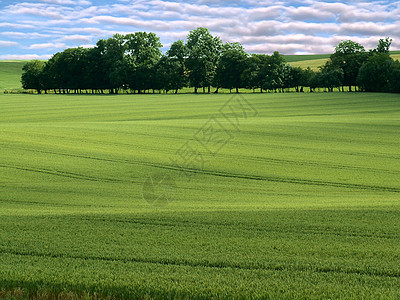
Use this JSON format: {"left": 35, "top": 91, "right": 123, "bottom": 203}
{"left": 0, "top": 0, "right": 399, "bottom": 59}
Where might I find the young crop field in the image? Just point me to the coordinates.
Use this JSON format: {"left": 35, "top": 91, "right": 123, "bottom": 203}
{"left": 283, "top": 54, "right": 331, "bottom": 62}
{"left": 286, "top": 52, "right": 400, "bottom": 71}
{"left": 288, "top": 58, "right": 329, "bottom": 71}
{"left": 0, "top": 92, "right": 400, "bottom": 299}
{"left": 0, "top": 61, "right": 25, "bottom": 91}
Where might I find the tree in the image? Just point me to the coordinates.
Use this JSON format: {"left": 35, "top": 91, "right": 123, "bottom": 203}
{"left": 167, "top": 40, "right": 187, "bottom": 63}
{"left": 214, "top": 42, "right": 248, "bottom": 93}
{"left": 242, "top": 54, "right": 271, "bottom": 93}
{"left": 166, "top": 40, "right": 188, "bottom": 93}
{"left": 60, "top": 47, "right": 89, "bottom": 93}
{"left": 262, "top": 51, "right": 286, "bottom": 92}
{"left": 83, "top": 47, "right": 108, "bottom": 93}
{"left": 186, "top": 27, "right": 222, "bottom": 93}
{"left": 242, "top": 55, "right": 261, "bottom": 92}
{"left": 21, "top": 60, "right": 45, "bottom": 93}
{"left": 324, "top": 40, "right": 367, "bottom": 91}
{"left": 357, "top": 53, "right": 394, "bottom": 92}
{"left": 320, "top": 68, "right": 344, "bottom": 92}
{"left": 124, "top": 32, "right": 162, "bottom": 93}
{"left": 300, "top": 67, "right": 316, "bottom": 92}
{"left": 155, "top": 56, "right": 186, "bottom": 93}
{"left": 287, "top": 66, "right": 304, "bottom": 92}
{"left": 388, "top": 60, "right": 400, "bottom": 93}
{"left": 42, "top": 52, "right": 63, "bottom": 93}
{"left": 371, "top": 37, "right": 392, "bottom": 54}
{"left": 96, "top": 34, "right": 126, "bottom": 93}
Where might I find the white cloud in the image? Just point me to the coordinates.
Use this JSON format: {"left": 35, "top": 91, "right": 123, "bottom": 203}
{"left": 29, "top": 42, "right": 67, "bottom": 49}
{"left": 0, "top": 22, "right": 35, "bottom": 29}
{"left": 59, "top": 34, "right": 93, "bottom": 43}
{"left": 0, "top": 54, "right": 52, "bottom": 60}
{"left": 0, "top": 0, "right": 399, "bottom": 58}
{"left": 286, "top": 6, "right": 334, "bottom": 21}
{"left": 0, "top": 31, "right": 51, "bottom": 39}
{"left": 37, "top": 0, "right": 91, "bottom": 5}
{"left": 0, "top": 40, "right": 19, "bottom": 47}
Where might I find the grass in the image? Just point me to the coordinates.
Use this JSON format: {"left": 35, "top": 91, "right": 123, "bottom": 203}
{"left": 286, "top": 52, "right": 400, "bottom": 70}
{"left": 0, "top": 92, "right": 399, "bottom": 298}
{"left": 283, "top": 54, "right": 331, "bottom": 62}
{"left": 0, "top": 61, "right": 25, "bottom": 91}
{"left": 288, "top": 58, "right": 329, "bottom": 70}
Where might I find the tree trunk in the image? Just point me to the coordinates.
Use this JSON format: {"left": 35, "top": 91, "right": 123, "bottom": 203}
{"left": 236, "top": 87, "right": 239, "bottom": 93}
{"left": 194, "top": 87, "right": 197, "bottom": 94}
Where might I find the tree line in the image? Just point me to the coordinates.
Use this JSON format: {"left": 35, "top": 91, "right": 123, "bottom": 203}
{"left": 21, "top": 28, "right": 400, "bottom": 94}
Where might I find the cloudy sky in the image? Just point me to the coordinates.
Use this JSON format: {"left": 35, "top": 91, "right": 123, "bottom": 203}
{"left": 0, "top": 0, "right": 399, "bottom": 59}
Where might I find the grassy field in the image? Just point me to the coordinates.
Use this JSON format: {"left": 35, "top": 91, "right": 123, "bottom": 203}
{"left": 283, "top": 54, "right": 331, "bottom": 62}
{"left": 286, "top": 52, "right": 400, "bottom": 70}
{"left": 0, "top": 61, "right": 25, "bottom": 91}
{"left": 288, "top": 58, "right": 329, "bottom": 70}
{"left": 0, "top": 92, "right": 399, "bottom": 298}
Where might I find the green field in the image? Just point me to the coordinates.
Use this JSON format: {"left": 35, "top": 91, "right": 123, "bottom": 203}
{"left": 0, "top": 61, "right": 25, "bottom": 91}
{"left": 0, "top": 92, "right": 399, "bottom": 298}
{"left": 283, "top": 54, "right": 331, "bottom": 62}
{"left": 286, "top": 52, "right": 400, "bottom": 71}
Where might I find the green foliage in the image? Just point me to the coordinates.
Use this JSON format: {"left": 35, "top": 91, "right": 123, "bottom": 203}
{"left": 125, "top": 32, "right": 163, "bottom": 92}
{"left": 214, "top": 42, "right": 248, "bottom": 92}
{"left": 241, "top": 52, "right": 287, "bottom": 92}
{"left": 155, "top": 56, "right": 186, "bottom": 93}
{"left": 15, "top": 33, "right": 400, "bottom": 94}
{"left": 357, "top": 53, "right": 400, "bottom": 93}
{"left": 324, "top": 40, "right": 367, "bottom": 89}
{"left": 372, "top": 37, "right": 392, "bottom": 54}
{"left": 1, "top": 93, "right": 400, "bottom": 298}
{"left": 21, "top": 60, "right": 45, "bottom": 93}
{"left": 186, "top": 27, "right": 223, "bottom": 92}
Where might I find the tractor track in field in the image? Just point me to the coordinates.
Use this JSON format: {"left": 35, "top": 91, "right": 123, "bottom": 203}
{"left": 76, "top": 215, "right": 400, "bottom": 240}
{"left": 1, "top": 158, "right": 399, "bottom": 194}
{"left": 0, "top": 198, "right": 113, "bottom": 208}
{"left": 0, "top": 248, "right": 399, "bottom": 279}
{"left": 0, "top": 164, "right": 129, "bottom": 183}
{"left": 189, "top": 169, "right": 400, "bottom": 193}
{"left": 1, "top": 144, "right": 399, "bottom": 193}
{"left": 3, "top": 139, "right": 400, "bottom": 176}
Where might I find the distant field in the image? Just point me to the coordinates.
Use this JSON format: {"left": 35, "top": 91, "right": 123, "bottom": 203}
{"left": 391, "top": 54, "right": 400, "bottom": 61}
{"left": 286, "top": 51, "right": 400, "bottom": 70}
{"left": 0, "top": 61, "right": 25, "bottom": 91}
{"left": 283, "top": 54, "right": 331, "bottom": 62}
{"left": 0, "top": 92, "right": 399, "bottom": 298}
{"left": 288, "top": 58, "right": 329, "bottom": 70}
